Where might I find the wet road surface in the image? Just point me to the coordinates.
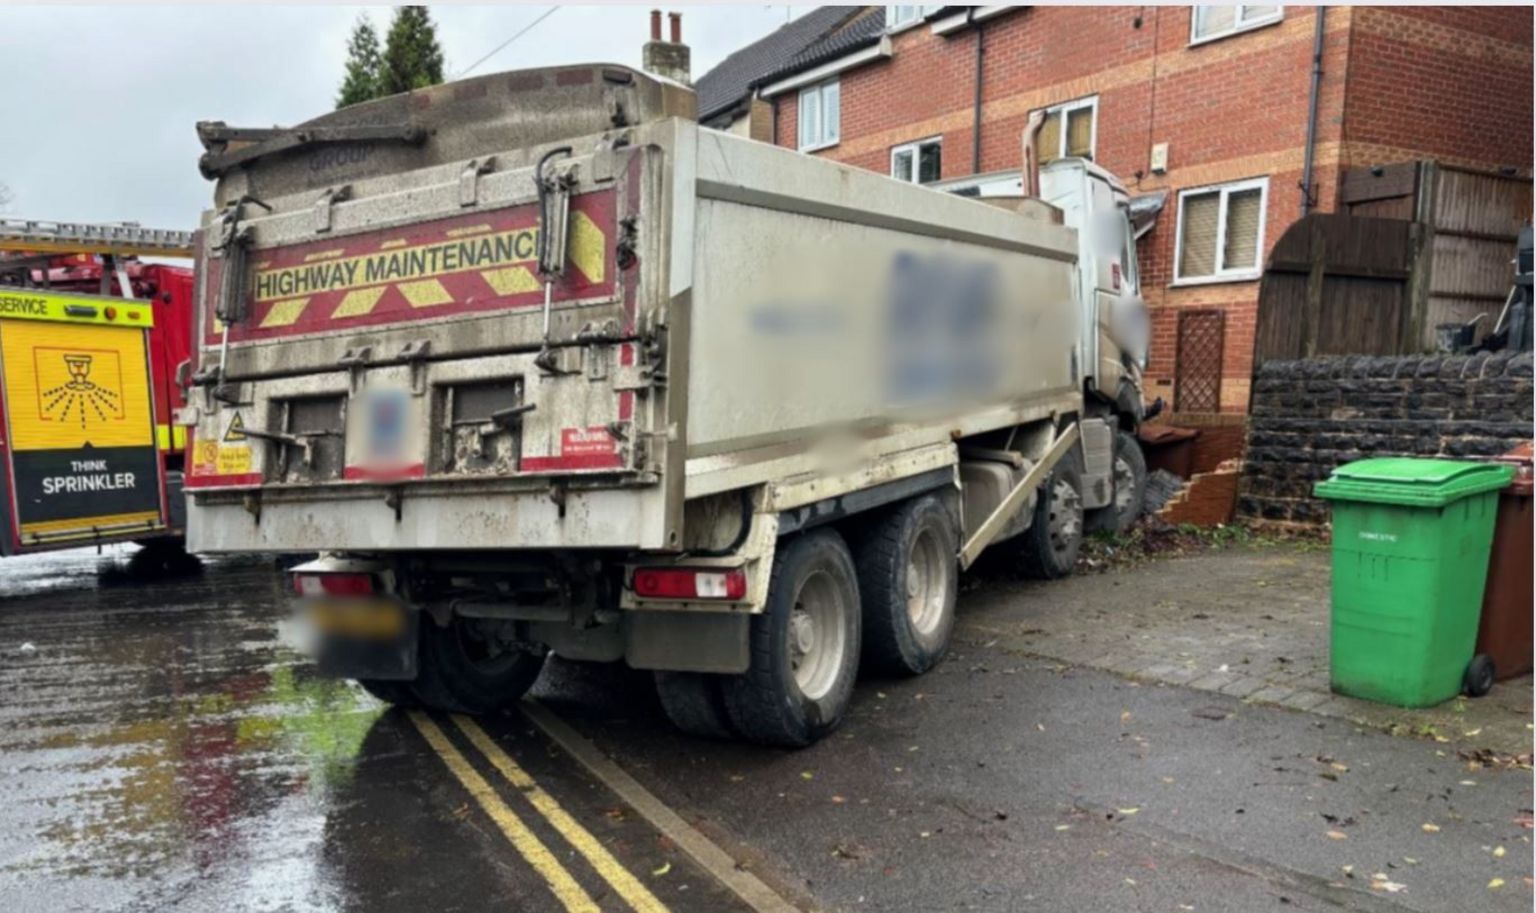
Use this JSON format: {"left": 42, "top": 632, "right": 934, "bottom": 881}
{"left": 2, "top": 548, "right": 1531, "bottom": 912}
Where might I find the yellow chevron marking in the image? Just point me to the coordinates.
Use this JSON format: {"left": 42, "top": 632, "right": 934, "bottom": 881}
{"left": 568, "top": 211, "right": 606, "bottom": 284}
{"left": 481, "top": 266, "right": 542, "bottom": 296}
{"left": 379, "top": 238, "right": 409, "bottom": 250}
{"left": 303, "top": 248, "right": 347, "bottom": 263}
{"left": 259, "top": 297, "right": 309, "bottom": 328}
{"left": 331, "top": 286, "right": 387, "bottom": 319}
{"left": 446, "top": 224, "right": 494, "bottom": 238}
{"left": 398, "top": 279, "right": 452, "bottom": 308}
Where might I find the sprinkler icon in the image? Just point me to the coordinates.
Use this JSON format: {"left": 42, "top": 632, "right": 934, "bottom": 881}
{"left": 43, "top": 353, "right": 119, "bottom": 427}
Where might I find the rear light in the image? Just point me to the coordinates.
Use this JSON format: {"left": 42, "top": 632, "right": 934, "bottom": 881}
{"left": 292, "top": 572, "right": 376, "bottom": 597}
{"left": 633, "top": 568, "right": 747, "bottom": 600}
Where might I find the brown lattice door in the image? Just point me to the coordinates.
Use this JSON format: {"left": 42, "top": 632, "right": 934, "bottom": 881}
{"left": 1175, "top": 309, "right": 1225, "bottom": 413}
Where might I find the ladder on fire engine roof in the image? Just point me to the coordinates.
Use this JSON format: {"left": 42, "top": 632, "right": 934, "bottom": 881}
{"left": 0, "top": 218, "right": 194, "bottom": 258}
{"left": 0, "top": 218, "right": 195, "bottom": 301}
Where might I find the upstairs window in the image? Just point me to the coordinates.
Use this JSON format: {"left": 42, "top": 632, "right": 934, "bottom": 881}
{"left": 1190, "top": 6, "right": 1283, "bottom": 44}
{"left": 1037, "top": 96, "right": 1097, "bottom": 164}
{"left": 797, "top": 79, "right": 840, "bottom": 151}
{"left": 887, "top": 5, "right": 941, "bottom": 31}
{"left": 891, "top": 138, "right": 942, "bottom": 184}
{"left": 1175, "top": 178, "right": 1268, "bottom": 283}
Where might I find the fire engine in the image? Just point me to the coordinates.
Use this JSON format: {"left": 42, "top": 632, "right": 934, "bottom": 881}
{"left": 0, "top": 219, "right": 197, "bottom": 571}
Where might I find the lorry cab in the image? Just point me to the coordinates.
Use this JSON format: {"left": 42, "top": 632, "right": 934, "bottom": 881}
{"left": 1037, "top": 158, "right": 1148, "bottom": 406}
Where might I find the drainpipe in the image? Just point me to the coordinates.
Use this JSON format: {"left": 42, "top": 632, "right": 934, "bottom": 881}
{"left": 1300, "top": 6, "right": 1326, "bottom": 215}
{"left": 971, "top": 10, "right": 984, "bottom": 174}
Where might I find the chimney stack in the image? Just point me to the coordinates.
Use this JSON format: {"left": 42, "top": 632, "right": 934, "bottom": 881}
{"left": 642, "top": 9, "right": 691, "bottom": 86}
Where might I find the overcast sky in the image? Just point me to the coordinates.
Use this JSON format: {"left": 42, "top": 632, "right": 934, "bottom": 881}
{"left": 0, "top": 4, "right": 809, "bottom": 230}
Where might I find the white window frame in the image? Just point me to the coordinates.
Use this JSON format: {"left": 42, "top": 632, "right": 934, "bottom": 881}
{"left": 1038, "top": 96, "right": 1098, "bottom": 162}
{"left": 890, "top": 137, "right": 942, "bottom": 184}
{"left": 1172, "top": 177, "right": 1270, "bottom": 287}
{"left": 887, "top": 5, "right": 940, "bottom": 33}
{"left": 1189, "top": 6, "right": 1284, "bottom": 46}
{"left": 797, "top": 78, "right": 840, "bottom": 152}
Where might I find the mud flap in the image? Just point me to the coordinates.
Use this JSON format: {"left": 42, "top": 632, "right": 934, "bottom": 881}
{"left": 313, "top": 603, "right": 420, "bottom": 681}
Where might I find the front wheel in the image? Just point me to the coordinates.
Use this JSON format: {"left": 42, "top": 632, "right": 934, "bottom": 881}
{"left": 1086, "top": 431, "right": 1148, "bottom": 535}
{"left": 410, "top": 617, "right": 547, "bottom": 714}
{"left": 723, "top": 530, "right": 862, "bottom": 748}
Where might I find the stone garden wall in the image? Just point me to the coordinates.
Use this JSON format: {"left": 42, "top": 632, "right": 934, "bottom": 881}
{"left": 1239, "top": 352, "right": 1534, "bottom": 525}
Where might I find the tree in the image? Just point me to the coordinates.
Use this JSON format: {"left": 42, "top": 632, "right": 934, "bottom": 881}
{"left": 0, "top": 181, "right": 12, "bottom": 212}
{"left": 336, "top": 15, "right": 383, "bottom": 109}
{"left": 379, "top": 6, "right": 445, "bottom": 96}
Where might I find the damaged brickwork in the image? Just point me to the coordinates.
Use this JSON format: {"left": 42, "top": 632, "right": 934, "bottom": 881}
{"left": 1239, "top": 352, "right": 1534, "bottom": 525}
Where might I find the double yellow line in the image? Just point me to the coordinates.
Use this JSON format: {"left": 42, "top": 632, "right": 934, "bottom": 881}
{"left": 409, "top": 710, "right": 670, "bottom": 913}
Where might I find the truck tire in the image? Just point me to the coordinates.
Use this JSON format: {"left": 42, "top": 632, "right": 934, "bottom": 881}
{"left": 1019, "top": 448, "right": 1085, "bottom": 580}
{"left": 410, "top": 617, "right": 547, "bottom": 714}
{"left": 723, "top": 529, "right": 862, "bottom": 748}
{"left": 855, "top": 494, "right": 958, "bottom": 676}
{"left": 1086, "top": 431, "right": 1147, "bottom": 535}
{"left": 655, "top": 672, "right": 736, "bottom": 739}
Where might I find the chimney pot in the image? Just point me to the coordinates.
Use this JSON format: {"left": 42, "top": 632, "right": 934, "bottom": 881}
{"left": 669, "top": 11, "right": 681, "bottom": 43}
{"left": 650, "top": 9, "right": 661, "bottom": 41}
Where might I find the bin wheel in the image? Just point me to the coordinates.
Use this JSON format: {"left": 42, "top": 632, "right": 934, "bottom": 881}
{"left": 1464, "top": 654, "right": 1495, "bottom": 697}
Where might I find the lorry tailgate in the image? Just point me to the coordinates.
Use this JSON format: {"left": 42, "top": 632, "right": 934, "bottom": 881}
{"left": 0, "top": 290, "right": 167, "bottom": 553}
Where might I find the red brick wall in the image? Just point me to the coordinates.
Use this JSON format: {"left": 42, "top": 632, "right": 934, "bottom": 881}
{"left": 1341, "top": 7, "right": 1533, "bottom": 174}
{"left": 766, "top": 6, "right": 1533, "bottom": 413}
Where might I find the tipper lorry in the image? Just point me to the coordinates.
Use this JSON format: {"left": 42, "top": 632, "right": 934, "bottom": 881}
{"left": 182, "top": 64, "right": 1149, "bottom": 747}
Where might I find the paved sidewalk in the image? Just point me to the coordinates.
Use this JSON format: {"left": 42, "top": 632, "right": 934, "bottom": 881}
{"left": 957, "top": 544, "right": 1534, "bottom": 758}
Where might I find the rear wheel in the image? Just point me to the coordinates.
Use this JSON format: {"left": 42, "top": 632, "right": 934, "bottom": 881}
{"left": 724, "top": 530, "right": 861, "bottom": 748}
{"left": 1019, "top": 448, "right": 1085, "bottom": 580}
{"left": 410, "top": 616, "right": 547, "bottom": 714}
{"left": 1086, "top": 431, "right": 1148, "bottom": 535}
{"left": 855, "top": 495, "right": 958, "bottom": 676}
{"left": 655, "top": 672, "right": 736, "bottom": 739}
{"left": 1464, "top": 654, "right": 1495, "bottom": 697}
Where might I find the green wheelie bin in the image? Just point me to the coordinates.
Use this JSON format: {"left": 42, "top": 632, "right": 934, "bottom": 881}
{"left": 1314, "top": 458, "right": 1514, "bottom": 708}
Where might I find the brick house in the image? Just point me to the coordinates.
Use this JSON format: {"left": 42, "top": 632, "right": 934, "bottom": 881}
{"left": 701, "top": 5, "right": 1533, "bottom": 416}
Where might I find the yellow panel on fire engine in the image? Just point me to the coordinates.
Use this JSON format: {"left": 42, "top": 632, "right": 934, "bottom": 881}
{"left": 1, "top": 319, "right": 154, "bottom": 452}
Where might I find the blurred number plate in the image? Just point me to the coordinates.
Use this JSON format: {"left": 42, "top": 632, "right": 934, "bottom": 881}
{"left": 308, "top": 599, "right": 405, "bottom": 640}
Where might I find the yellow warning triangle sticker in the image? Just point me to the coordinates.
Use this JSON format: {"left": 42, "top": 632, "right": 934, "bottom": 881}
{"left": 224, "top": 412, "right": 247, "bottom": 442}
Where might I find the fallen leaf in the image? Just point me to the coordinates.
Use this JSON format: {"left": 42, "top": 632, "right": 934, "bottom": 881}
{"left": 1054, "top": 824, "right": 1071, "bottom": 831}
{"left": 1489, "top": 878, "right": 1505, "bottom": 890}
{"left": 800, "top": 771, "right": 814, "bottom": 780}
{"left": 1330, "top": 762, "right": 1350, "bottom": 773}
{"left": 1121, "top": 710, "right": 1132, "bottom": 723}
{"left": 1403, "top": 857, "right": 1418, "bottom": 865}
{"left": 1117, "top": 807, "right": 1140, "bottom": 816}
{"left": 1124, "top": 878, "right": 1137, "bottom": 886}
{"left": 1161, "top": 777, "right": 1176, "bottom": 784}
{"left": 919, "top": 831, "right": 932, "bottom": 838}
{"left": 1217, "top": 663, "right": 1229, "bottom": 673}
{"left": 1370, "top": 874, "right": 1406, "bottom": 893}
{"left": 1493, "top": 845, "right": 1506, "bottom": 858}
{"left": 1459, "top": 780, "right": 1478, "bottom": 786}
{"left": 1327, "top": 830, "right": 1349, "bottom": 840}
{"left": 1036, "top": 723, "right": 1045, "bottom": 732}
{"left": 1464, "top": 728, "right": 1483, "bottom": 737}
{"left": 831, "top": 795, "right": 846, "bottom": 804}
{"left": 1422, "top": 823, "right": 1441, "bottom": 833}
{"left": 652, "top": 862, "right": 672, "bottom": 877}
{"left": 1341, "top": 865, "right": 1354, "bottom": 874}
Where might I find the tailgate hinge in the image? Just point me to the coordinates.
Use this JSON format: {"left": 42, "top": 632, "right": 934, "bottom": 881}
{"left": 313, "top": 185, "right": 352, "bottom": 233}
{"left": 459, "top": 156, "right": 497, "bottom": 207}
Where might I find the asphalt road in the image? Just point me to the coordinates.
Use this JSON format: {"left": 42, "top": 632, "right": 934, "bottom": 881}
{"left": 0, "top": 549, "right": 1530, "bottom": 912}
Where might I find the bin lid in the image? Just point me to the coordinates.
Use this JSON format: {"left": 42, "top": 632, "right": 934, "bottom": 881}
{"left": 1314, "top": 458, "right": 1516, "bottom": 507}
